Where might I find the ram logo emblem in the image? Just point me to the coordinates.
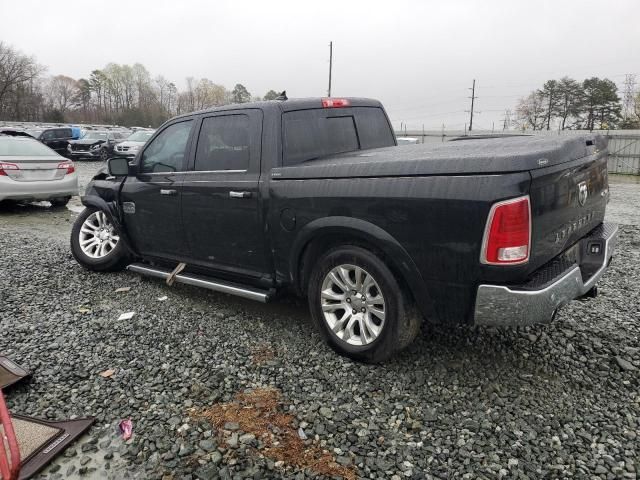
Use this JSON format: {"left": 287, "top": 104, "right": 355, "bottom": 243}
{"left": 577, "top": 182, "right": 588, "bottom": 206}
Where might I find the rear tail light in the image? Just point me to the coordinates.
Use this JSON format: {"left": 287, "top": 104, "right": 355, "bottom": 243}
{"left": 57, "top": 161, "right": 75, "bottom": 175}
{"left": 481, "top": 195, "right": 531, "bottom": 265}
{"left": 0, "top": 162, "right": 19, "bottom": 176}
{"left": 321, "top": 98, "right": 350, "bottom": 108}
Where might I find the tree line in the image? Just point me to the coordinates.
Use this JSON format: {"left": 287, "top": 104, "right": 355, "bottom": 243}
{"left": 0, "top": 42, "right": 281, "bottom": 127}
{"left": 2, "top": 41, "right": 638, "bottom": 130}
{"left": 515, "top": 76, "right": 639, "bottom": 131}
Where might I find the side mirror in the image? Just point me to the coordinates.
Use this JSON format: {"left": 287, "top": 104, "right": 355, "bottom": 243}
{"left": 108, "top": 157, "right": 132, "bottom": 176}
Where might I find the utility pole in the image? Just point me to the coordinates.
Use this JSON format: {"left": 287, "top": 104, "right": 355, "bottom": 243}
{"left": 622, "top": 74, "right": 636, "bottom": 121}
{"left": 327, "top": 41, "right": 333, "bottom": 97}
{"left": 502, "top": 109, "right": 512, "bottom": 131}
{"left": 468, "top": 79, "right": 477, "bottom": 132}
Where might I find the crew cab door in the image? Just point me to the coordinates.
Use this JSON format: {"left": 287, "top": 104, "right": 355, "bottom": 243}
{"left": 120, "top": 119, "right": 194, "bottom": 260}
{"left": 181, "top": 110, "right": 268, "bottom": 279}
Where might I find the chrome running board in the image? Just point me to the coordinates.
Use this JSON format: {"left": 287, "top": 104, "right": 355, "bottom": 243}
{"left": 127, "top": 263, "right": 271, "bottom": 303}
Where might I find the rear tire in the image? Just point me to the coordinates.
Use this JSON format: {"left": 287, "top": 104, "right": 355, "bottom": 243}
{"left": 50, "top": 196, "right": 71, "bottom": 207}
{"left": 71, "top": 207, "right": 129, "bottom": 272}
{"left": 307, "top": 245, "right": 421, "bottom": 363}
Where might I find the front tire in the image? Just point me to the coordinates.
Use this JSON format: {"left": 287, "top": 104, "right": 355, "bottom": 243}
{"left": 308, "top": 246, "right": 421, "bottom": 363}
{"left": 71, "top": 207, "right": 129, "bottom": 272}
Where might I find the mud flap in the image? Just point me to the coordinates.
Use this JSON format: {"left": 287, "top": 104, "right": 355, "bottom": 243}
{"left": 0, "top": 357, "right": 31, "bottom": 390}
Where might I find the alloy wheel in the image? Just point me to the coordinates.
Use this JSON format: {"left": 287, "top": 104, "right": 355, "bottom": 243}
{"left": 79, "top": 211, "right": 120, "bottom": 259}
{"left": 320, "top": 264, "right": 386, "bottom": 346}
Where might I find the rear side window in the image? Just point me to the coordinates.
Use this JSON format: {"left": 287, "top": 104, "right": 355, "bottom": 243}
{"left": 41, "top": 130, "right": 55, "bottom": 140}
{"left": 195, "top": 115, "right": 250, "bottom": 171}
{"left": 283, "top": 110, "right": 359, "bottom": 166}
{"left": 56, "top": 128, "right": 71, "bottom": 139}
{"left": 355, "top": 107, "right": 395, "bottom": 149}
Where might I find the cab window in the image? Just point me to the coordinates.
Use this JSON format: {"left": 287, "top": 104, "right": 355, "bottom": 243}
{"left": 56, "top": 128, "right": 72, "bottom": 139}
{"left": 282, "top": 110, "right": 359, "bottom": 166}
{"left": 194, "top": 115, "right": 250, "bottom": 171}
{"left": 140, "top": 120, "right": 193, "bottom": 173}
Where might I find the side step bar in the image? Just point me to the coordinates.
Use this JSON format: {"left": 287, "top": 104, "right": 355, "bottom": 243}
{"left": 127, "top": 263, "right": 271, "bottom": 303}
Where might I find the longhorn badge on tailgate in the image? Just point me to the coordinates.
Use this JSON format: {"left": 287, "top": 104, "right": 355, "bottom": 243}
{"left": 578, "top": 181, "right": 588, "bottom": 206}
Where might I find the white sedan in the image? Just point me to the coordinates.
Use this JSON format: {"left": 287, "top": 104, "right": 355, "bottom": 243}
{"left": 0, "top": 134, "right": 78, "bottom": 206}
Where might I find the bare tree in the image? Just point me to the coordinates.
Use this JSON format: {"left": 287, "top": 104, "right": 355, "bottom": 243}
{"left": 0, "top": 42, "right": 44, "bottom": 118}
{"left": 44, "top": 75, "right": 78, "bottom": 116}
{"left": 515, "top": 92, "right": 546, "bottom": 131}
{"left": 538, "top": 80, "right": 560, "bottom": 130}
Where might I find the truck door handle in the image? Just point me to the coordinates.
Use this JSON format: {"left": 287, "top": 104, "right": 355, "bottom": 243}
{"left": 160, "top": 189, "right": 177, "bottom": 196}
{"left": 229, "top": 191, "right": 252, "bottom": 199}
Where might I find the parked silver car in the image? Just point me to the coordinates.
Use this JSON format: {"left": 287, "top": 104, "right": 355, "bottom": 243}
{"left": 0, "top": 134, "right": 78, "bottom": 206}
{"left": 112, "top": 129, "right": 155, "bottom": 159}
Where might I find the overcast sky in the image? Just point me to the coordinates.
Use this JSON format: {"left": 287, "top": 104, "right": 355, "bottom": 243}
{"left": 2, "top": 0, "right": 639, "bottom": 130}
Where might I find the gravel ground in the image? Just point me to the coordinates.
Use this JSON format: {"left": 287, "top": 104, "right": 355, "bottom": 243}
{"left": 0, "top": 165, "right": 638, "bottom": 479}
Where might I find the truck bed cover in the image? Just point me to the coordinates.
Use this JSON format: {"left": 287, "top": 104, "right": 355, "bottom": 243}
{"left": 272, "top": 134, "right": 606, "bottom": 179}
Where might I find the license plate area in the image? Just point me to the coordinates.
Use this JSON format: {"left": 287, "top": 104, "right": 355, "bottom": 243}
{"left": 577, "top": 223, "right": 618, "bottom": 281}
{"left": 517, "top": 223, "right": 615, "bottom": 291}
{"left": 10, "top": 169, "right": 62, "bottom": 182}
{"left": 578, "top": 234, "right": 607, "bottom": 281}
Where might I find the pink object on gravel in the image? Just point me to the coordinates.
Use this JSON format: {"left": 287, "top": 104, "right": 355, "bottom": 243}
{"left": 119, "top": 418, "right": 133, "bottom": 440}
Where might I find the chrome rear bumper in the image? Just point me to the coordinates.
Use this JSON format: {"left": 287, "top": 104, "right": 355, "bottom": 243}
{"left": 474, "top": 223, "right": 618, "bottom": 327}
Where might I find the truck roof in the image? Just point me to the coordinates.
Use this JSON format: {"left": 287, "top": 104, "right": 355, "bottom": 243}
{"left": 174, "top": 97, "right": 385, "bottom": 120}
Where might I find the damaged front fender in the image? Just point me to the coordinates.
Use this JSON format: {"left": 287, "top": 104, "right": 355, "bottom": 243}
{"left": 81, "top": 179, "right": 138, "bottom": 256}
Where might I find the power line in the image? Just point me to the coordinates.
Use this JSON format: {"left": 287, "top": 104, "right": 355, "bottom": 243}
{"left": 389, "top": 98, "right": 468, "bottom": 115}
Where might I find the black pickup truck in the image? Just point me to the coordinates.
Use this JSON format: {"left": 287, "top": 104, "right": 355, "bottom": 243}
{"left": 71, "top": 97, "right": 618, "bottom": 362}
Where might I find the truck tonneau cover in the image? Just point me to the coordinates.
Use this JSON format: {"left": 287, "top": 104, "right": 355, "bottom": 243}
{"left": 272, "top": 134, "right": 607, "bottom": 179}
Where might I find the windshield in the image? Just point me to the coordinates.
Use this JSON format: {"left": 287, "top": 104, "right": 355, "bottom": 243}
{"left": 126, "top": 131, "right": 154, "bottom": 142}
{"left": 82, "top": 131, "right": 108, "bottom": 140}
{"left": 0, "top": 138, "right": 57, "bottom": 156}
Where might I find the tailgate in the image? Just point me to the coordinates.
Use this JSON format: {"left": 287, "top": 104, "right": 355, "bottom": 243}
{"left": 528, "top": 137, "right": 609, "bottom": 271}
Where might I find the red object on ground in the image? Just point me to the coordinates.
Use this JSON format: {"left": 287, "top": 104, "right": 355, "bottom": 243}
{"left": 0, "top": 389, "right": 20, "bottom": 480}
